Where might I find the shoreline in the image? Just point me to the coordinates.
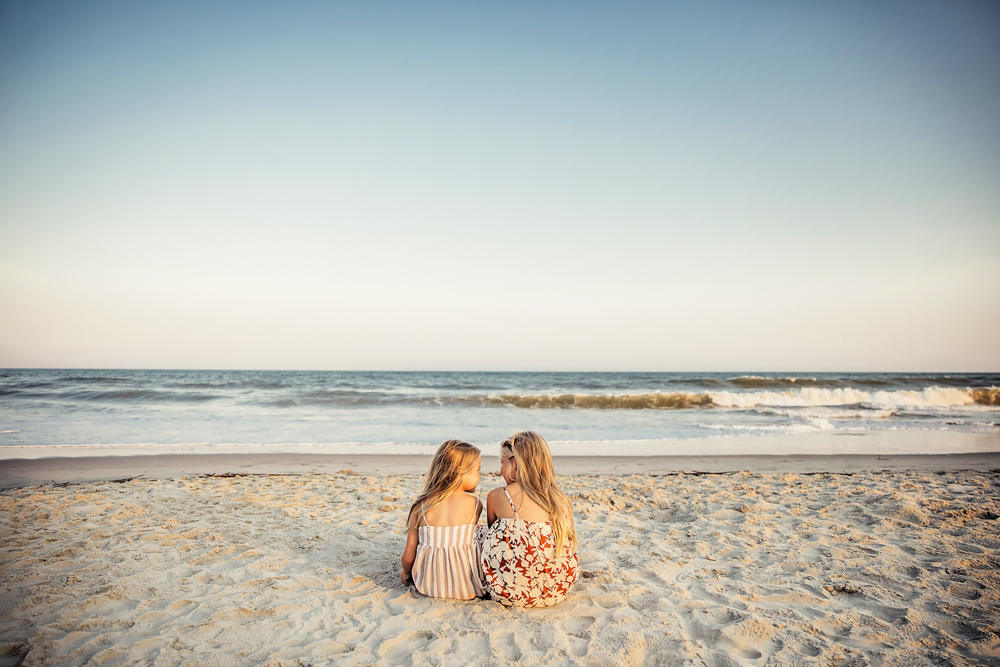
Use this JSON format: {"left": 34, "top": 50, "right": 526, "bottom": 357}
{"left": 2, "top": 450, "right": 998, "bottom": 489}
{"left": 1, "top": 429, "right": 997, "bottom": 460}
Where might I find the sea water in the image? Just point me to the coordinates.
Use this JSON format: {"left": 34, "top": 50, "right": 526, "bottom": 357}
{"left": 0, "top": 370, "right": 997, "bottom": 457}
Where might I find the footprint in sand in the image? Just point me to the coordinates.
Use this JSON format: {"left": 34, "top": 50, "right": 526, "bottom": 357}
{"left": 376, "top": 629, "right": 436, "bottom": 665}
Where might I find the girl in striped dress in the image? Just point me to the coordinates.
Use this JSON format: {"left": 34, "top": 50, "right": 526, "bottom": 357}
{"left": 400, "top": 440, "right": 486, "bottom": 600}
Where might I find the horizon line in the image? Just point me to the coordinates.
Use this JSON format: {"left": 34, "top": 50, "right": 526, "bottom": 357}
{"left": 3, "top": 368, "right": 998, "bottom": 374}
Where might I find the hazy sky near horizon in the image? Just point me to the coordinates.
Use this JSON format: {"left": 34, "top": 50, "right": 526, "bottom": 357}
{"left": 1, "top": 1, "right": 998, "bottom": 371}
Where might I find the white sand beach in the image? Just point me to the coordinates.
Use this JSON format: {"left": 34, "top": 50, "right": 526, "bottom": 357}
{"left": 1, "top": 450, "right": 999, "bottom": 666}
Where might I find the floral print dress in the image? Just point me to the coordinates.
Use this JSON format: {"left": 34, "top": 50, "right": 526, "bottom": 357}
{"left": 480, "top": 488, "right": 579, "bottom": 608}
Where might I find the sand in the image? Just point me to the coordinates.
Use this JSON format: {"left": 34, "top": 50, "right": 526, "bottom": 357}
{"left": 1, "top": 457, "right": 999, "bottom": 666}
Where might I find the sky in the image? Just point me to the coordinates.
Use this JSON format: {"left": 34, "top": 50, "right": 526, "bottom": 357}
{"left": 0, "top": 1, "right": 998, "bottom": 372}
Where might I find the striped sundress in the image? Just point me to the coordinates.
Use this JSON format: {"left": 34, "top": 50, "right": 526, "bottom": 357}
{"left": 411, "top": 495, "right": 486, "bottom": 600}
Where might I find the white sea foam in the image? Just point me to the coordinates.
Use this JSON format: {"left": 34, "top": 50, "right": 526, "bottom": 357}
{"left": 708, "top": 386, "right": 982, "bottom": 409}
{"left": 699, "top": 423, "right": 825, "bottom": 433}
{"left": 752, "top": 406, "right": 899, "bottom": 420}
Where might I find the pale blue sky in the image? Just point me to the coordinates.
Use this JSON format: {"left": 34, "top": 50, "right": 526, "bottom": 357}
{"left": 1, "top": 1, "right": 998, "bottom": 370}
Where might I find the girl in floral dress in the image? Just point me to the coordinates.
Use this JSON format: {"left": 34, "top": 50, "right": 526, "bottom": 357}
{"left": 481, "top": 431, "right": 579, "bottom": 607}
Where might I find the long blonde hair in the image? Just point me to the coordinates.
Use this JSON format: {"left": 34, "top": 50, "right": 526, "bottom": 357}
{"left": 407, "top": 440, "right": 481, "bottom": 525}
{"left": 501, "top": 431, "right": 576, "bottom": 554}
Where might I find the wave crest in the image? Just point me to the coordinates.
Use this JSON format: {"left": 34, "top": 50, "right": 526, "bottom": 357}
{"left": 463, "top": 386, "right": 1000, "bottom": 410}
{"left": 972, "top": 387, "right": 1000, "bottom": 406}
{"left": 477, "top": 393, "right": 713, "bottom": 410}
{"left": 710, "top": 386, "right": 993, "bottom": 409}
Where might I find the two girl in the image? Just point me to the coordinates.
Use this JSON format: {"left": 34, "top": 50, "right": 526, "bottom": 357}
{"left": 399, "top": 431, "right": 579, "bottom": 607}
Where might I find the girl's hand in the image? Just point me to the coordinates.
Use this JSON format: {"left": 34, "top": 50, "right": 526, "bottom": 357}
{"left": 400, "top": 570, "right": 412, "bottom": 586}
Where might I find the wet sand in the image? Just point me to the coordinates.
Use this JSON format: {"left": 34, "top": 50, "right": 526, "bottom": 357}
{"left": 2, "top": 451, "right": 999, "bottom": 490}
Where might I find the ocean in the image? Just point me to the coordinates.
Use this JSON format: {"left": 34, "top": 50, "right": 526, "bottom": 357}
{"left": 0, "top": 370, "right": 997, "bottom": 458}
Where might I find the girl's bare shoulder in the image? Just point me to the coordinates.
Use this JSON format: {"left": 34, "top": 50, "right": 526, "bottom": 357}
{"left": 437, "top": 490, "right": 478, "bottom": 511}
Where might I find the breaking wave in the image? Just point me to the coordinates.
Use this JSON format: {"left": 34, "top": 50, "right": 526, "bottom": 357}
{"left": 711, "top": 386, "right": 998, "bottom": 409}
{"left": 971, "top": 387, "right": 1000, "bottom": 406}
{"left": 460, "top": 393, "right": 713, "bottom": 410}
{"left": 457, "top": 386, "right": 1000, "bottom": 410}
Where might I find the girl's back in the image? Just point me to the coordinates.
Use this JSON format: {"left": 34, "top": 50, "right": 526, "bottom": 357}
{"left": 420, "top": 491, "right": 481, "bottom": 527}
{"left": 481, "top": 431, "right": 579, "bottom": 608}
{"left": 411, "top": 491, "right": 485, "bottom": 600}
{"left": 487, "top": 481, "right": 549, "bottom": 523}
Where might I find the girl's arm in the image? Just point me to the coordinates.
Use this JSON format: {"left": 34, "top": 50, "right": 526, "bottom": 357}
{"left": 486, "top": 487, "right": 500, "bottom": 527}
{"left": 399, "top": 511, "right": 419, "bottom": 585}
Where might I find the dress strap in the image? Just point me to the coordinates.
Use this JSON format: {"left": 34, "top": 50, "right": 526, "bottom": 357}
{"left": 469, "top": 496, "right": 481, "bottom": 524}
{"left": 419, "top": 501, "right": 429, "bottom": 526}
{"left": 502, "top": 488, "right": 519, "bottom": 517}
